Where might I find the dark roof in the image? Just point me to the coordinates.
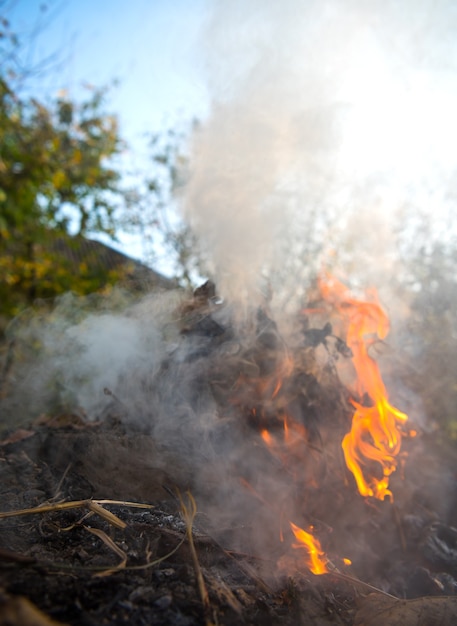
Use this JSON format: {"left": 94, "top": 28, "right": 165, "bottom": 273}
{"left": 51, "top": 235, "right": 176, "bottom": 291}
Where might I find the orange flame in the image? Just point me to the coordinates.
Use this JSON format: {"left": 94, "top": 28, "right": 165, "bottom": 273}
{"left": 289, "top": 521, "right": 328, "bottom": 575}
{"left": 319, "top": 272, "right": 408, "bottom": 501}
{"left": 261, "top": 428, "right": 273, "bottom": 446}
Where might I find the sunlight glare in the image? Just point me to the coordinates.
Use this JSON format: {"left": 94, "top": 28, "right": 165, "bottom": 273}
{"left": 336, "top": 40, "right": 457, "bottom": 186}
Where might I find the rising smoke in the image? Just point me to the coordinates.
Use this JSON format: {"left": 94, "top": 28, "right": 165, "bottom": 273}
{"left": 184, "top": 0, "right": 457, "bottom": 308}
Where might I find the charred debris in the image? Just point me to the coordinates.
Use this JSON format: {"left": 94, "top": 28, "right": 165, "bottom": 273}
{"left": 0, "top": 281, "right": 457, "bottom": 625}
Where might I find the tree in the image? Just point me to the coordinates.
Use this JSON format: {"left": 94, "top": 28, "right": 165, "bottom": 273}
{"left": 0, "top": 13, "right": 128, "bottom": 327}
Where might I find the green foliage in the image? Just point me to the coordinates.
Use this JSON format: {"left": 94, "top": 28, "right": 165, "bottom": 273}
{"left": 0, "top": 48, "right": 127, "bottom": 324}
{"left": 0, "top": 76, "right": 122, "bottom": 233}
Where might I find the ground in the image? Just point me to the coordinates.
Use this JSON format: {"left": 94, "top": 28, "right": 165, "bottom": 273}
{"left": 0, "top": 419, "right": 457, "bottom": 626}
{"left": 1, "top": 289, "right": 457, "bottom": 625}
{"left": 0, "top": 421, "right": 357, "bottom": 626}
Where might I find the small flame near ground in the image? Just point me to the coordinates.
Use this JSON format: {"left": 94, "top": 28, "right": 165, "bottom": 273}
{"left": 289, "top": 521, "right": 329, "bottom": 575}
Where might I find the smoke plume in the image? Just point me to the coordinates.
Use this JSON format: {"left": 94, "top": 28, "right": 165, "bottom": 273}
{"left": 184, "top": 0, "right": 457, "bottom": 308}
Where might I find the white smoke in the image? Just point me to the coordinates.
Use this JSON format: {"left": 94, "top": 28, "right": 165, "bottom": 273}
{"left": 58, "top": 313, "right": 162, "bottom": 413}
{"left": 184, "top": 0, "right": 457, "bottom": 305}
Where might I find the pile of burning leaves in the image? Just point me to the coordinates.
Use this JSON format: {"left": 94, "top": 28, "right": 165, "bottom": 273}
{"left": 1, "top": 275, "right": 457, "bottom": 625}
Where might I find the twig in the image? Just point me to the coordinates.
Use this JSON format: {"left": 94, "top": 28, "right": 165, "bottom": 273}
{"left": 163, "top": 484, "right": 180, "bottom": 501}
{"left": 0, "top": 497, "right": 194, "bottom": 578}
{"left": 326, "top": 570, "right": 400, "bottom": 601}
{"left": 87, "top": 501, "right": 126, "bottom": 529}
{"left": 94, "top": 499, "right": 155, "bottom": 509}
{"left": 84, "top": 526, "right": 127, "bottom": 575}
{"left": 0, "top": 499, "right": 154, "bottom": 530}
{"left": 9, "top": 532, "right": 188, "bottom": 575}
{"left": 178, "top": 490, "right": 216, "bottom": 626}
{"left": 51, "top": 463, "right": 73, "bottom": 501}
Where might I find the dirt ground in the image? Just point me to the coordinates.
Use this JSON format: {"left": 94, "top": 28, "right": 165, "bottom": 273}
{"left": 0, "top": 418, "right": 457, "bottom": 626}
{"left": 0, "top": 421, "right": 358, "bottom": 626}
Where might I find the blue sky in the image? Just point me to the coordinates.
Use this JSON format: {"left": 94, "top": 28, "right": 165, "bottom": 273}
{"left": 5, "top": 0, "right": 211, "bottom": 265}
{"left": 10, "top": 0, "right": 210, "bottom": 138}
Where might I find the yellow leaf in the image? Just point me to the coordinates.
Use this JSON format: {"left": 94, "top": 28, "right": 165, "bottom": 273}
{"left": 52, "top": 170, "right": 67, "bottom": 189}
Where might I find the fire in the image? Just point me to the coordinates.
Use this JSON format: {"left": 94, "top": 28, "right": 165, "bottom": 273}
{"left": 261, "top": 428, "right": 273, "bottom": 446}
{"left": 289, "top": 521, "right": 328, "bottom": 575}
{"left": 260, "top": 415, "right": 308, "bottom": 452}
{"left": 240, "top": 475, "right": 330, "bottom": 576}
{"left": 318, "top": 272, "right": 409, "bottom": 500}
{"left": 235, "top": 273, "right": 411, "bottom": 575}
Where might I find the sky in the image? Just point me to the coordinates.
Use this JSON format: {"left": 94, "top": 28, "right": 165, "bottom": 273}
{"left": 10, "top": 0, "right": 210, "bottom": 136}
{"left": 4, "top": 0, "right": 457, "bottom": 297}
{"left": 5, "top": 0, "right": 211, "bottom": 265}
